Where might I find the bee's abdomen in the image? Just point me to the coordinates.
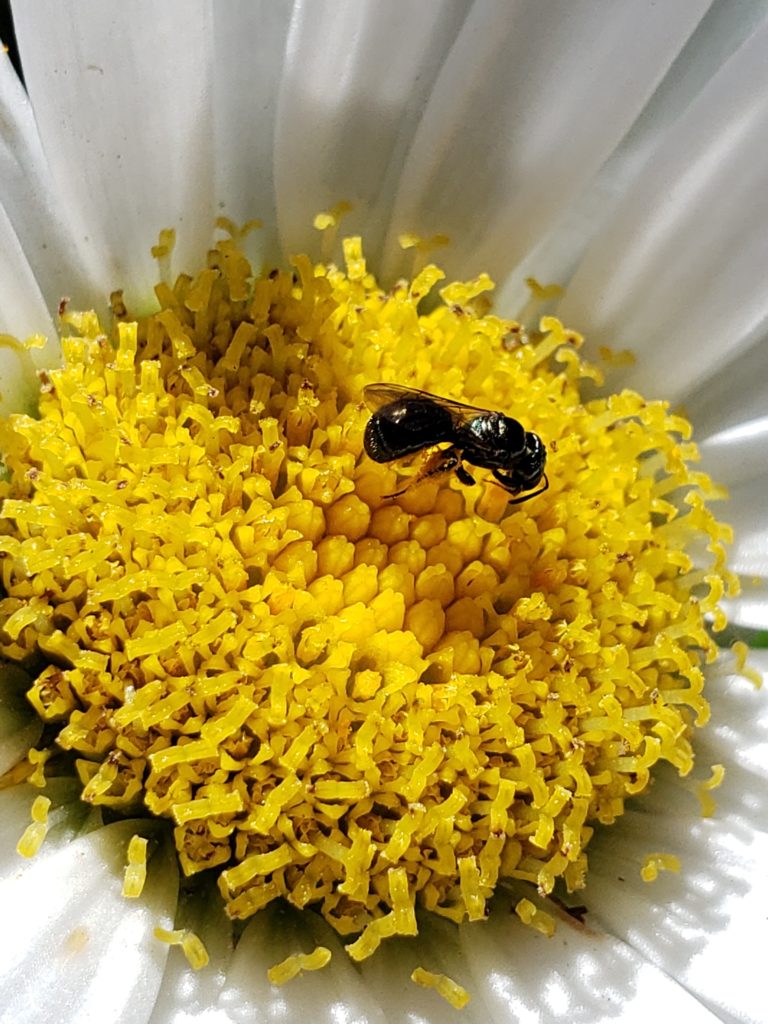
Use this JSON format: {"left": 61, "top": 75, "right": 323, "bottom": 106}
{"left": 364, "top": 416, "right": 396, "bottom": 462}
{"left": 363, "top": 399, "right": 454, "bottom": 463}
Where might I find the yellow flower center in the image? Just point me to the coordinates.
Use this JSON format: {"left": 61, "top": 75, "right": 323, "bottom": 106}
{"left": 0, "top": 230, "right": 734, "bottom": 960}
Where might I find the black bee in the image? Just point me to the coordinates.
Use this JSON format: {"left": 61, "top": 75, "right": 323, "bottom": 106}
{"left": 363, "top": 384, "right": 548, "bottom": 503}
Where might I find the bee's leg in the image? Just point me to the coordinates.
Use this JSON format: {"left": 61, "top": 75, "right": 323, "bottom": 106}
{"left": 421, "top": 450, "right": 477, "bottom": 487}
{"left": 384, "top": 447, "right": 459, "bottom": 497}
{"left": 492, "top": 468, "right": 549, "bottom": 504}
{"left": 491, "top": 468, "right": 519, "bottom": 495}
{"left": 383, "top": 482, "right": 411, "bottom": 497}
{"left": 455, "top": 463, "right": 476, "bottom": 487}
{"left": 421, "top": 447, "right": 462, "bottom": 481}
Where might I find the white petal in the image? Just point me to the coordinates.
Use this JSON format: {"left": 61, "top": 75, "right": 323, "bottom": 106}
{"left": 0, "top": 341, "right": 38, "bottom": 418}
{"left": 718, "top": 598, "right": 768, "bottom": 636}
{"left": 719, "top": 475, "right": 768, "bottom": 581}
{"left": 274, "top": 0, "right": 469, "bottom": 264}
{"left": 211, "top": 1, "right": 293, "bottom": 269}
{"left": 0, "top": 53, "right": 87, "bottom": 338}
{"left": 682, "top": 316, "right": 768, "bottom": 631}
{"left": 558, "top": 14, "right": 768, "bottom": 403}
{"left": 689, "top": 356, "right": 768, "bottom": 630}
{"left": 380, "top": 0, "right": 711, "bottom": 284}
{"left": 683, "top": 331, "right": 768, "bottom": 443}
{"left": 679, "top": 658, "right": 768, "bottom": 1024}
{"left": 495, "top": 0, "right": 768, "bottom": 314}
{"left": 698, "top": 416, "right": 768, "bottom": 490}
{"left": 0, "top": 201, "right": 61, "bottom": 417}
{"left": 0, "top": 817, "right": 178, "bottom": 1024}
{"left": 0, "top": 663, "right": 41, "bottom": 776}
{"left": 0, "top": 205, "right": 57, "bottom": 380}
{"left": 454, "top": 905, "right": 724, "bottom": 1024}
{"left": 11, "top": 0, "right": 217, "bottom": 312}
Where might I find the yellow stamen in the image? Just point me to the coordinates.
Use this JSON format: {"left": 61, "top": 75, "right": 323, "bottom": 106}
{"left": 122, "top": 835, "right": 149, "bottom": 898}
{"left": 514, "top": 897, "right": 556, "bottom": 937}
{"left": 411, "top": 967, "right": 471, "bottom": 1009}
{"left": 16, "top": 795, "right": 51, "bottom": 858}
{"left": 641, "top": 852, "right": 682, "bottom": 882}
{"left": 696, "top": 763, "right": 726, "bottom": 818}
{"left": 267, "top": 946, "right": 332, "bottom": 985}
{"left": 153, "top": 926, "right": 209, "bottom": 970}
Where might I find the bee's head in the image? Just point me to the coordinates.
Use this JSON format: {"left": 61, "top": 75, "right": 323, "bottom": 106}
{"left": 512, "top": 431, "right": 547, "bottom": 488}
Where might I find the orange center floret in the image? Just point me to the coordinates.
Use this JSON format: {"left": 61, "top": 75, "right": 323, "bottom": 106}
{"left": 0, "top": 234, "right": 734, "bottom": 958}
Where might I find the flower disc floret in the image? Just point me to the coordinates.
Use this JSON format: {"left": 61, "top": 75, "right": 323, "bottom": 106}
{"left": 0, "top": 232, "right": 735, "bottom": 955}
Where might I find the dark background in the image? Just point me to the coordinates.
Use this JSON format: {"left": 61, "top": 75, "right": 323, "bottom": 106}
{"left": 1, "top": 0, "right": 22, "bottom": 82}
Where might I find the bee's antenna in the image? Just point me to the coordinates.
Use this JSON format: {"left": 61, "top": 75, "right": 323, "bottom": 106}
{"left": 506, "top": 474, "right": 549, "bottom": 506}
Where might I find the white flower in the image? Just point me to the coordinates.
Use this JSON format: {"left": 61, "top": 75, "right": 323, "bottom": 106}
{"left": 0, "top": 2, "right": 766, "bottom": 1023}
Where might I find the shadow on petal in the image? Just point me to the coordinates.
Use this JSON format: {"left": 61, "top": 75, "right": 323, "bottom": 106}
{"left": 0, "top": 661, "right": 42, "bottom": 775}
{"left": 148, "top": 878, "right": 236, "bottom": 1024}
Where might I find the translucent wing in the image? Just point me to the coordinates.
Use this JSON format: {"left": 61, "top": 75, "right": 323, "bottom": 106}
{"left": 362, "top": 383, "right": 492, "bottom": 427}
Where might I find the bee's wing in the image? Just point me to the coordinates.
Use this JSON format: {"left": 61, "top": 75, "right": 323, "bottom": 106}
{"left": 363, "top": 383, "right": 491, "bottom": 426}
{"left": 362, "top": 383, "right": 425, "bottom": 412}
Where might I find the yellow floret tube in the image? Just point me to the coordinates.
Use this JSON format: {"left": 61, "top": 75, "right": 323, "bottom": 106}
{"left": 153, "top": 927, "right": 210, "bottom": 970}
{"left": 267, "top": 946, "right": 332, "bottom": 986}
{"left": 16, "top": 796, "right": 51, "bottom": 858}
{"left": 122, "top": 835, "right": 149, "bottom": 898}
{"left": 411, "top": 967, "right": 471, "bottom": 1009}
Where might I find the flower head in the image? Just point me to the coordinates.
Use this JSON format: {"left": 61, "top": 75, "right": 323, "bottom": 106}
{"left": 0, "top": 228, "right": 740, "bottom": 975}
